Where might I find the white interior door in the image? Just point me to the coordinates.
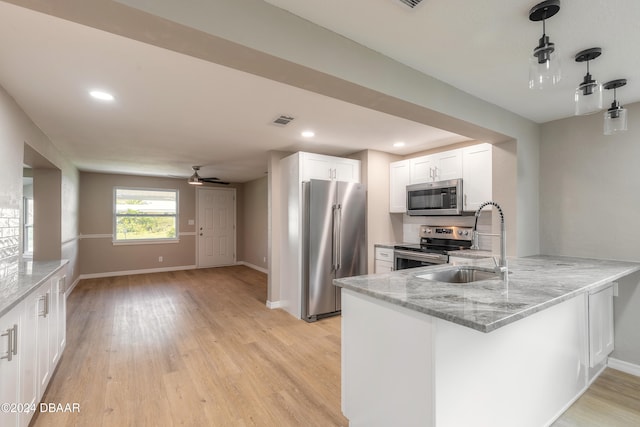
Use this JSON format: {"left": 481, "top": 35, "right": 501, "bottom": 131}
{"left": 197, "top": 187, "right": 236, "bottom": 268}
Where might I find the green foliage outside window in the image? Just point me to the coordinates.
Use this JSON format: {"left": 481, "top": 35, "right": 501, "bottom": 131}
{"left": 114, "top": 188, "right": 178, "bottom": 241}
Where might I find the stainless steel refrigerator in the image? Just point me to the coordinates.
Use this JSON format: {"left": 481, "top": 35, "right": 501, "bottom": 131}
{"left": 302, "top": 179, "right": 366, "bottom": 322}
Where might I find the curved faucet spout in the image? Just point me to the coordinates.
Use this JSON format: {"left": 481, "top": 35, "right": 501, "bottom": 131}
{"left": 472, "top": 201, "right": 507, "bottom": 280}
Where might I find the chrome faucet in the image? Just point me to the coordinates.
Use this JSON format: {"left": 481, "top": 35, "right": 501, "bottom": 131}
{"left": 471, "top": 201, "right": 508, "bottom": 281}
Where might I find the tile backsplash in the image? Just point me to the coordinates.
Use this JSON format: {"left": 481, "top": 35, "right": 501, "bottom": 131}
{"left": 0, "top": 207, "right": 20, "bottom": 279}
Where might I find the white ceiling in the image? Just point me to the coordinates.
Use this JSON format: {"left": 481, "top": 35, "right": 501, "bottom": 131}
{"left": 264, "top": 0, "right": 640, "bottom": 124}
{"left": 1, "top": 0, "right": 638, "bottom": 182}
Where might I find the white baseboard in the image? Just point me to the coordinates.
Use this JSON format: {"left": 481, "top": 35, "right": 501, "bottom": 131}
{"left": 78, "top": 265, "right": 196, "bottom": 280}
{"left": 65, "top": 276, "right": 82, "bottom": 297}
{"left": 266, "top": 300, "right": 282, "bottom": 309}
{"left": 608, "top": 357, "right": 640, "bottom": 377}
{"left": 237, "top": 261, "right": 268, "bottom": 274}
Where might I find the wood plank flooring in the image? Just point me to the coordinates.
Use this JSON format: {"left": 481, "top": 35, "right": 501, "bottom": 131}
{"left": 31, "top": 266, "right": 640, "bottom": 426}
{"left": 32, "top": 266, "right": 347, "bottom": 427}
{"left": 553, "top": 368, "right": 640, "bottom": 426}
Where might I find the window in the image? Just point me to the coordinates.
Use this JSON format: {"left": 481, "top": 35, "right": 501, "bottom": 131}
{"left": 114, "top": 188, "right": 178, "bottom": 242}
{"left": 24, "top": 197, "right": 34, "bottom": 254}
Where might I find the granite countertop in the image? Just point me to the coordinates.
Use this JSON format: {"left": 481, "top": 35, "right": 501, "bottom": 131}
{"left": 0, "top": 259, "right": 69, "bottom": 317}
{"left": 374, "top": 243, "right": 402, "bottom": 249}
{"left": 334, "top": 255, "right": 640, "bottom": 333}
{"left": 447, "top": 249, "right": 493, "bottom": 259}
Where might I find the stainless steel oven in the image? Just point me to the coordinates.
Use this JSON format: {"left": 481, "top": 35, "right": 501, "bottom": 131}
{"left": 393, "top": 249, "right": 448, "bottom": 270}
{"left": 393, "top": 225, "right": 473, "bottom": 270}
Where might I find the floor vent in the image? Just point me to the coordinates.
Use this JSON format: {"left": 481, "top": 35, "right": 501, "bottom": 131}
{"left": 272, "top": 115, "right": 295, "bottom": 126}
{"left": 397, "top": 0, "right": 423, "bottom": 8}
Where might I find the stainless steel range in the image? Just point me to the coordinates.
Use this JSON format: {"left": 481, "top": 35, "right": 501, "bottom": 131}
{"left": 394, "top": 225, "right": 473, "bottom": 270}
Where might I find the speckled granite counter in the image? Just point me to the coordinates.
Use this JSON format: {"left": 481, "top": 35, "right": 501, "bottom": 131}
{"left": 447, "top": 249, "right": 493, "bottom": 259}
{"left": 334, "top": 255, "right": 640, "bottom": 333}
{"left": 0, "top": 259, "right": 69, "bottom": 317}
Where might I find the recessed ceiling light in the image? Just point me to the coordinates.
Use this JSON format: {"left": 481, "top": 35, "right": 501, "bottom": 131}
{"left": 393, "top": 141, "right": 406, "bottom": 147}
{"left": 89, "top": 90, "right": 114, "bottom": 101}
{"left": 301, "top": 130, "right": 315, "bottom": 138}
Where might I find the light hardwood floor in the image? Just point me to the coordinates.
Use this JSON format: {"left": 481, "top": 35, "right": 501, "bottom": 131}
{"left": 32, "top": 266, "right": 640, "bottom": 426}
{"left": 553, "top": 368, "right": 640, "bottom": 426}
{"left": 32, "top": 266, "right": 347, "bottom": 427}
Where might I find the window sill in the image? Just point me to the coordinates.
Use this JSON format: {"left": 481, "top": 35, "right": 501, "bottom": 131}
{"left": 112, "top": 239, "right": 179, "bottom": 246}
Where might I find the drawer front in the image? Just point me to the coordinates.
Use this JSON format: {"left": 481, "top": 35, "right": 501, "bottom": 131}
{"left": 375, "top": 247, "right": 394, "bottom": 261}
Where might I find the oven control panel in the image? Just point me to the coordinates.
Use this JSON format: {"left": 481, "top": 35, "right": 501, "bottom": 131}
{"left": 420, "top": 225, "right": 474, "bottom": 241}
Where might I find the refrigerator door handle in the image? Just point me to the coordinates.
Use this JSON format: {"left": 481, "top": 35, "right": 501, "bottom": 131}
{"left": 335, "top": 204, "right": 342, "bottom": 271}
{"left": 332, "top": 204, "right": 340, "bottom": 271}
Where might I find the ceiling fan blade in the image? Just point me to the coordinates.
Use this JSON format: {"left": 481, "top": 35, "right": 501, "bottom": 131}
{"left": 200, "top": 177, "right": 230, "bottom": 185}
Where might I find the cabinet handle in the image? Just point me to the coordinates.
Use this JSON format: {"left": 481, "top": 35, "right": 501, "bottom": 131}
{"left": 464, "top": 194, "right": 467, "bottom": 207}
{"left": 39, "top": 294, "right": 49, "bottom": 318}
{"left": 429, "top": 167, "right": 433, "bottom": 179}
{"left": 0, "top": 324, "right": 16, "bottom": 362}
{"left": 434, "top": 166, "right": 439, "bottom": 179}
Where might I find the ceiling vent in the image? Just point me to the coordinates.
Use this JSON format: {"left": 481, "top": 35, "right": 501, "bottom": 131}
{"left": 272, "top": 115, "right": 295, "bottom": 126}
{"left": 397, "top": 0, "right": 423, "bottom": 8}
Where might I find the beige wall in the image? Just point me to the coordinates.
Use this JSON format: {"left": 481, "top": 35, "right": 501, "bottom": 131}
{"left": 540, "top": 101, "right": 640, "bottom": 365}
{"left": 241, "top": 176, "right": 268, "bottom": 270}
{"left": 0, "top": 83, "right": 80, "bottom": 285}
{"left": 357, "top": 150, "right": 403, "bottom": 273}
{"left": 79, "top": 172, "right": 198, "bottom": 274}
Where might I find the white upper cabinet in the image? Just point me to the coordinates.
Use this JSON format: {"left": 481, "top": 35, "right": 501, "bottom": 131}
{"left": 433, "top": 149, "right": 462, "bottom": 182}
{"left": 390, "top": 144, "right": 492, "bottom": 214}
{"left": 462, "top": 143, "right": 492, "bottom": 212}
{"left": 389, "top": 160, "right": 410, "bottom": 213}
{"left": 301, "top": 152, "right": 360, "bottom": 182}
{"left": 409, "top": 149, "right": 462, "bottom": 184}
{"left": 409, "top": 155, "right": 436, "bottom": 184}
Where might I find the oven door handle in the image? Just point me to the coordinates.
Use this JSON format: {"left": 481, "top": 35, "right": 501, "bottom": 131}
{"left": 393, "top": 250, "right": 447, "bottom": 263}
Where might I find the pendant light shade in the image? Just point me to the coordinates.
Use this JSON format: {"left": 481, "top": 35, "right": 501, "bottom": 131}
{"left": 603, "top": 79, "right": 628, "bottom": 135}
{"left": 574, "top": 48, "right": 603, "bottom": 115}
{"left": 529, "top": 0, "right": 561, "bottom": 90}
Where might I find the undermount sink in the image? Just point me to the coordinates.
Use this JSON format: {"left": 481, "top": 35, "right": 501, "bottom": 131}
{"left": 417, "top": 267, "right": 501, "bottom": 283}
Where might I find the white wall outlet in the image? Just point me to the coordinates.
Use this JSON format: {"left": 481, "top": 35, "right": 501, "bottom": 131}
{"left": 158, "top": 256, "right": 163, "bottom": 262}
{"left": 188, "top": 219, "right": 195, "bottom": 225}
{"left": 263, "top": 256, "right": 267, "bottom": 263}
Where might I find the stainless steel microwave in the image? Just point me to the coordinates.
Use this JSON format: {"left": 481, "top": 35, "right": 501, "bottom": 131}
{"left": 406, "top": 179, "right": 463, "bottom": 216}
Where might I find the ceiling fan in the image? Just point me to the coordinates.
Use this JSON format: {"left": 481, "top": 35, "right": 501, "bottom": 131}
{"left": 187, "top": 166, "right": 229, "bottom": 185}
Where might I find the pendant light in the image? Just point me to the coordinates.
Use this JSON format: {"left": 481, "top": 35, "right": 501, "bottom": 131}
{"left": 603, "top": 79, "right": 628, "bottom": 135}
{"left": 529, "top": 0, "right": 561, "bottom": 90}
{"left": 574, "top": 48, "right": 603, "bottom": 115}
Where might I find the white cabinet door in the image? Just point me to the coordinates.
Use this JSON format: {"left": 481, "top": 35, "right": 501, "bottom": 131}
{"left": 301, "top": 153, "right": 334, "bottom": 181}
{"left": 35, "top": 281, "right": 51, "bottom": 400}
{"left": 333, "top": 157, "right": 360, "bottom": 182}
{"left": 410, "top": 155, "right": 435, "bottom": 184}
{"left": 462, "top": 143, "right": 492, "bottom": 212}
{"left": 301, "top": 153, "right": 360, "bottom": 182}
{"left": 433, "top": 149, "right": 462, "bottom": 181}
{"left": 589, "top": 285, "right": 614, "bottom": 368}
{"left": 0, "top": 305, "right": 21, "bottom": 427}
{"left": 389, "top": 160, "right": 410, "bottom": 212}
{"left": 20, "top": 293, "right": 39, "bottom": 427}
{"left": 56, "top": 274, "right": 67, "bottom": 357}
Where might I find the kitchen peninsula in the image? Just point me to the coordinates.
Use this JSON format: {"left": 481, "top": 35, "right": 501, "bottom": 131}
{"left": 335, "top": 256, "right": 640, "bottom": 427}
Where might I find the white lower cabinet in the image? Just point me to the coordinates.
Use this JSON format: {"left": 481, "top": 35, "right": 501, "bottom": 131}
{"left": 0, "top": 305, "right": 21, "bottom": 427}
{"left": 0, "top": 263, "right": 67, "bottom": 427}
{"left": 588, "top": 284, "right": 615, "bottom": 367}
{"left": 374, "top": 247, "right": 394, "bottom": 273}
{"left": 35, "top": 280, "right": 51, "bottom": 399}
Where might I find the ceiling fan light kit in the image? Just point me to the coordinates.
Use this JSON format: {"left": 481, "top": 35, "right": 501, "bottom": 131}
{"left": 187, "top": 166, "right": 230, "bottom": 185}
{"left": 574, "top": 47, "right": 603, "bottom": 115}
{"left": 528, "top": 0, "right": 562, "bottom": 90}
